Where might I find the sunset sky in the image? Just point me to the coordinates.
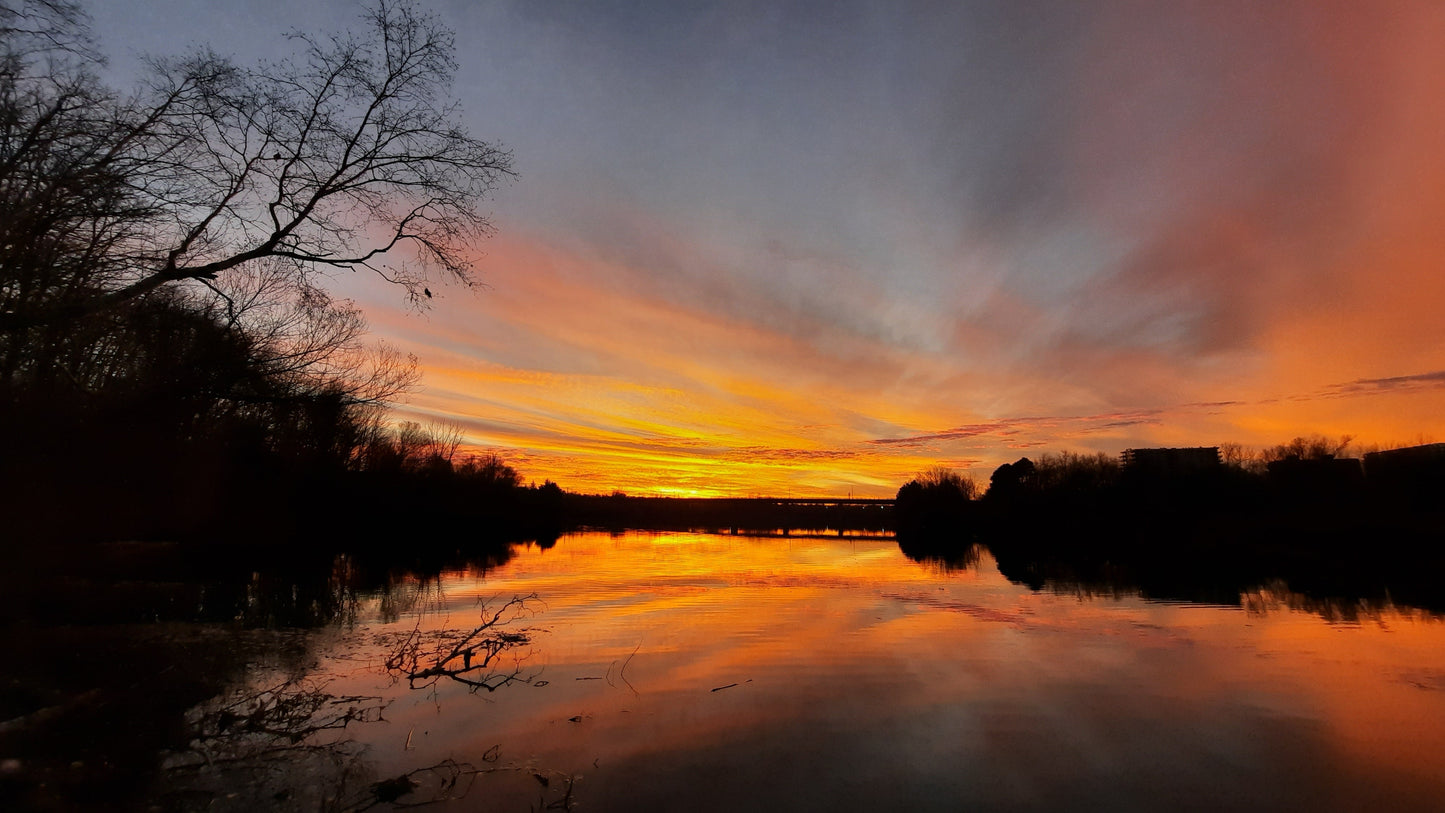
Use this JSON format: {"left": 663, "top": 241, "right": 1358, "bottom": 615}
{"left": 95, "top": 1, "right": 1445, "bottom": 496}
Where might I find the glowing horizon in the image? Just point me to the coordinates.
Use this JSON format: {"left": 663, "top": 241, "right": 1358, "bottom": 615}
{"left": 368, "top": 235, "right": 1444, "bottom": 498}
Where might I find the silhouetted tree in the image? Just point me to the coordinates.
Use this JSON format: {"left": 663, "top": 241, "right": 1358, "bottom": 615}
{"left": 0, "top": 1, "right": 519, "bottom": 540}
{"left": 894, "top": 466, "right": 977, "bottom": 551}
{"left": 1261, "top": 434, "right": 1355, "bottom": 463}
{"left": 353, "top": 420, "right": 480, "bottom": 478}
{"left": 1032, "top": 451, "right": 1120, "bottom": 495}
{"left": 917, "top": 465, "right": 981, "bottom": 499}
{"left": 456, "top": 453, "right": 521, "bottom": 489}
{"left": 986, "top": 457, "right": 1037, "bottom": 501}
{"left": 0, "top": 0, "right": 513, "bottom": 339}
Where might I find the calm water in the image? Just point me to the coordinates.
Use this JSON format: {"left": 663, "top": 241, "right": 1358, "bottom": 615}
{"left": 19, "top": 531, "right": 1445, "bottom": 811}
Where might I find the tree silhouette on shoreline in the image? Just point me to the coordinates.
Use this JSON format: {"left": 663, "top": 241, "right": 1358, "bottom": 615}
{"left": 0, "top": 0, "right": 513, "bottom": 335}
{"left": 0, "top": 1, "right": 523, "bottom": 542}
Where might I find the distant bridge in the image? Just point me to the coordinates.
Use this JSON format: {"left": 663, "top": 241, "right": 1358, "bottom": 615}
{"left": 562, "top": 494, "right": 895, "bottom": 533}
{"left": 740, "top": 498, "right": 893, "bottom": 508}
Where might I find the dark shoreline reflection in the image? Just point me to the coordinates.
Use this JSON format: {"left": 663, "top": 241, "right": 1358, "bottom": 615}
{"left": 0, "top": 535, "right": 528, "bottom": 629}
{"left": 0, "top": 534, "right": 542, "bottom": 811}
{"left": 895, "top": 529, "right": 1445, "bottom": 622}
{"left": 153, "top": 597, "right": 550, "bottom": 812}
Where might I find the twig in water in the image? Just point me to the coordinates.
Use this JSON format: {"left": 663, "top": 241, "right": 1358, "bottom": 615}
{"left": 618, "top": 643, "right": 640, "bottom": 696}
{"left": 383, "top": 594, "right": 539, "bottom": 694}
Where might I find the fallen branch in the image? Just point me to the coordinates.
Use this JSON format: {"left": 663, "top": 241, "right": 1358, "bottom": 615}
{"left": 383, "top": 594, "right": 540, "bottom": 693}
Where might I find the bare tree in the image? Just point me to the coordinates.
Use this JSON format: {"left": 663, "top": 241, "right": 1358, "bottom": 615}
{"left": 1261, "top": 434, "right": 1355, "bottom": 462}
{"left": 0, "top": 0, "right": 513, "bottom": 335}
{"left": 54, "top": 260, "right": 418, "bottom": 407}
{"left": 1033, "top": 451, "right": 1121, "bottom": 492}
{"left": 455, "top": 452, "right": 520, "bottom": 488}
{"left": 917, "top": 465, "right": 980, "bottom": 499}
{"left": 1219, "top": 441, "right": 1267, "bottom": 475}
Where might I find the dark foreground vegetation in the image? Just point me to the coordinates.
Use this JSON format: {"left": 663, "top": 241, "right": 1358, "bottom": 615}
{"left": 0, "top": 534, "right": 543, "bottom": 811}
{"left": 0, "top": 0, "right": 536, "bottom": 549}
{"left": 895, "top": 441, "right": 1445, "bottom": 614}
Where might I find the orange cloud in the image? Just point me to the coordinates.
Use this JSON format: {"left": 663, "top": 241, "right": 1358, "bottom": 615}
{"left": 340, "top": 4, "right": 1445, "bottom": 495}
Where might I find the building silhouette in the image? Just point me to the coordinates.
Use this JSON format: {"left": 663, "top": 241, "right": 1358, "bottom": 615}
{"left": 1120, "top": 447, "right": 1221, "bottom": 478}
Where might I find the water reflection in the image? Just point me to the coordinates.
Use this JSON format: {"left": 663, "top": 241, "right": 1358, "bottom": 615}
{"left": 382, "top": 594, "right": 540, "bottom": 692}
{"left": 0, "top": 536, "right": 530, "bottom": 810}
{"left": 1240, "top": 581, "right": 1442, "bottom": 625}
{"left": 5, "top": 531, "right": 1445, "bottom": 811}
{"left": 976, "top": 542, "right": 1445, "bottom": 622}
{"left": 394, "top": 532, "right": 1445, "bottom": 813}
{"left": 160, "top": 677, "right": 386, "bottom": 811}
{"left": 154, "top": 615, "right": 569, "bottom": 812}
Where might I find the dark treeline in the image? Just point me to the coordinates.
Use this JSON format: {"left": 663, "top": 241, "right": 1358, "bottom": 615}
{"left": 895, "top": 442, "right": 1445, "bottom": 613}
{"left": 0, "top": 0, "right": 534, "bottom": 549}
{"left": 2, "top": 348, "right": 567, "bottom": 544}
{"left": 0, "top": 531, "right": 532, "bottom": 632}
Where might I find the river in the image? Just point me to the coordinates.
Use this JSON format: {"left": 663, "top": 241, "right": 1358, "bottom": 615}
{"left": 5, "top": 530, "right": 1445, "bottom": 811}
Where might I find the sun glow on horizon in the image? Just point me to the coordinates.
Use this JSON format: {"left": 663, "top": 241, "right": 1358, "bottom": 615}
{"left": 386, "top": 338, "right": 1445, "bottom": 498}
{"left": 331, "top": 2, "right": 1445, "bottom": 498}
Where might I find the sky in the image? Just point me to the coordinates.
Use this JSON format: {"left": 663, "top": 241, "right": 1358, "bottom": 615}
{"left": 92, "top": 0, "right": 1445, "bottom": 496}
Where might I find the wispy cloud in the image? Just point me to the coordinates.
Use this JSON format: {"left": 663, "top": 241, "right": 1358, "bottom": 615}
{"left": 1316, "top": 371, "right": 1445, "bottom": 398}
{"left": 868, "top": 410, "right": 1164, "bottom": 449}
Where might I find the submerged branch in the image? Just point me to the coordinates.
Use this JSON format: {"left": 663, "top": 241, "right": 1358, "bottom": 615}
{"left": 382, "top": 593, "right": 540, "bottom": 692}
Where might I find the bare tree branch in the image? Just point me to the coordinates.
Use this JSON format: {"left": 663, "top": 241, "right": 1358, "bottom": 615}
{"left": 0, "top": 0, "right": 513, "bottom": 333}
{"left": 382, "top": 594, "right": 539, "bottom": 693}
